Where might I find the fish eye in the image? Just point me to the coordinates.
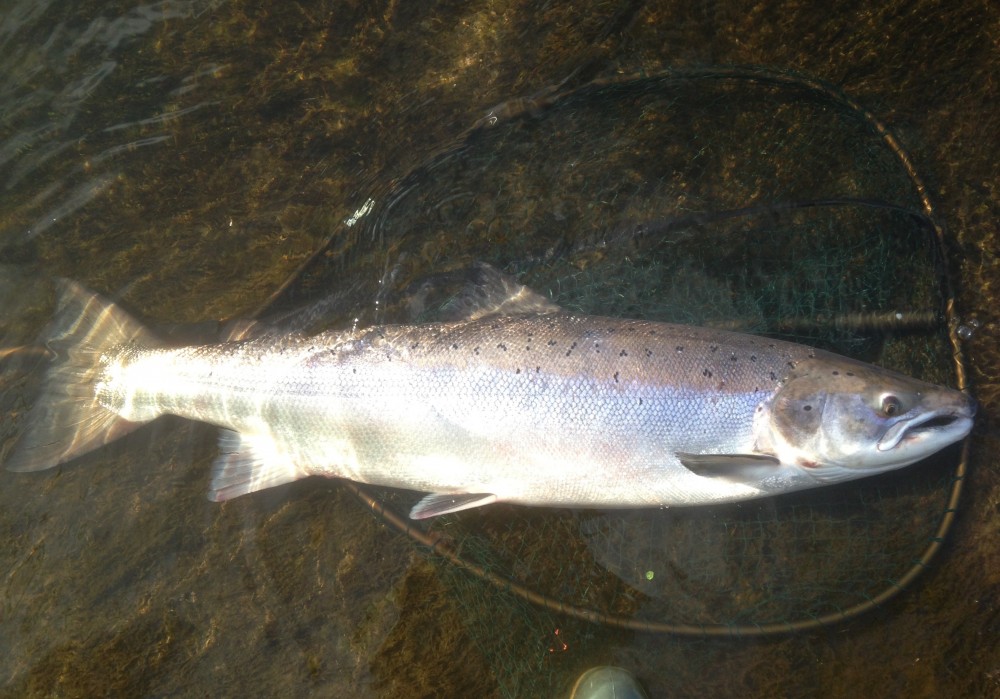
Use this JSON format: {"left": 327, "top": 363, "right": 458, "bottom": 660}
{"left": 880, "top": 394, "right": 902, "bottom": 417}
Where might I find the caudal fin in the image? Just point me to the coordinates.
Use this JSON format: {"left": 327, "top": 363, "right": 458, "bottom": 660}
{"left": 4, "top": 279, "right": 159, "bottom": 472}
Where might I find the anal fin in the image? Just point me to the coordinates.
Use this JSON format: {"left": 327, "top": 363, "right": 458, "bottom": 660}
{"left": 208, "top": 429, "right": 310, "bottom": 501}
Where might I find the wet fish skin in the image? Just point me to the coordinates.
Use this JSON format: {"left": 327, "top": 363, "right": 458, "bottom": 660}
{"left": 3, "top": 280, "right": 975, "bottom": 519}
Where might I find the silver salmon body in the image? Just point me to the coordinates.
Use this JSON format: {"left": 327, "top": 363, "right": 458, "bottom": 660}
{"left": 4, "top": 279, "right": 975, "bottom": 519}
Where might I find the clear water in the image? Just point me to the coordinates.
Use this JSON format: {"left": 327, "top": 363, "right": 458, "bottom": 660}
{"left": 0, "top": 2, "right": 996, "bottom": 697}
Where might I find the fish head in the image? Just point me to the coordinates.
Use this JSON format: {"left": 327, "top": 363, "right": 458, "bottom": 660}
{"left": 758, "top": 356, "right": 975, "bottom": 482}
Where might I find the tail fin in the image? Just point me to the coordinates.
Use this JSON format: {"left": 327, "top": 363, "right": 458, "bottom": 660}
{"left": 4, "top": 279, "right": 160, "bottom": 472}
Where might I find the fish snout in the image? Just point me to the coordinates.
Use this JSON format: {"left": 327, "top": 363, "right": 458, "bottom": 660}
{"left": 876, "top": 392, "right": 975, "bottom": 453}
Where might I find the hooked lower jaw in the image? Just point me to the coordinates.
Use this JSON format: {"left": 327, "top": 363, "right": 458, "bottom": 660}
{"left": 877, "top": 409, "right": 975, "bottom": 453}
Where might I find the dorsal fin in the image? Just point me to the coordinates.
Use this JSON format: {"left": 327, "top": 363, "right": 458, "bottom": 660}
{"left": 406, "top": 263, "right": 561, "bottom": 322}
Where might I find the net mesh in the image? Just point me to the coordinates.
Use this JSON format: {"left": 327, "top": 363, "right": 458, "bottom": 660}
{"left": 266, "top": 68, "right": 967, "bottom": 696}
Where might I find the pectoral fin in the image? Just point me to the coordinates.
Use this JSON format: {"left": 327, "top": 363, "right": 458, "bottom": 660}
{"left": 409, "top": 492, "right": 498, "bottom": 519}
{"left": 677, "top": 452, "right": 781, "bottom": 480}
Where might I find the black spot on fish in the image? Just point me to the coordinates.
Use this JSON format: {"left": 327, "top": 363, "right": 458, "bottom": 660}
{"left": 516, "top": 368, "right": 521, "bottom": 374}
{"left": 353, "top": 368, "right": 357, "bottom": 374}
{"left": 832, "top": 370, "right": 839, "bottom": 375}
{"left": 769, "top": 372, "right": 777, "bottom": 380}
{"left": 846, "top": 371, "right": 855, "bottom": 377}
{"left": 547, "top": 339, "right": 557, "bottom": 346}
{"left": 676, "top": 345, "right": 684, "bottom": 352}
{"left": 750, "top": 355, "right": 757, "bottom": 362}
{"left": 730, "top": 353, "right": 737, "bottom": 361}
{"left": 710, "top": 345, "right": 718, "bottom": 353}
{"left": 614, "top": 371, "right": 619, "bottom": 383}
{"left": 497, "top": 343, "right": 508, "bottom": 351}
{"left": 411, "top": 342, "right": 420, "bottom": 350}
{"left": 451, "top": 343, "right": 458, "bottom": 350}
{"left": 619, "top": 349, "right": 628, "bottom": 357}
{"left": 703, "top": 368, "right": 713, "bottom": 378}
{"left": 645, "top": 348, "right": 653, "bottom": 357}
{"left": 803, "top": 405, "right": 813, "bottom": 411}
{"left": 474, "top": 346, "right": 480, "bottom": 355}
{"left": 535, "top": 366, "right": 540, "bottom": 373}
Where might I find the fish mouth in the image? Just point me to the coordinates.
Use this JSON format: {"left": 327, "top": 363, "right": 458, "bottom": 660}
{"left": 877, "top": 400, "right": 976, "bottom": 452}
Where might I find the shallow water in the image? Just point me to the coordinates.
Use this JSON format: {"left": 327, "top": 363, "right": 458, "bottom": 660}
{"left": 0, "top": 2, "right": 998, "bottom": 698}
